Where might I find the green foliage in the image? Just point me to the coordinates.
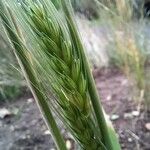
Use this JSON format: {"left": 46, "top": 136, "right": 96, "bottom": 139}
{"left": 0, "top": 27, "right": 23, "bottom": 101}
{"left": 0, "top": 85, "right": 21, "bottom": 101}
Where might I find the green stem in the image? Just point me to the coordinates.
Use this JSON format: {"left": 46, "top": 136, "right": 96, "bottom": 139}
{"left": 61, "top": 0, "right": 114, "bottom": 149}
{"left": 17, "top": 60, "right": 67, "bottom": 150}
{"left": 0, "top": 2, "right": 67, "bottom": 150}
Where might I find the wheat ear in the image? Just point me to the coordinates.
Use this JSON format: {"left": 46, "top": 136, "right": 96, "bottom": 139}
{"left": 19, "top": 0, "right": 106, "bottom": 149}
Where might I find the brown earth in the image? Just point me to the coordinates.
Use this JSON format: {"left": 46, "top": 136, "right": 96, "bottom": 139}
{"left": 0, "top": 67, "right": 150, "bottom": 150}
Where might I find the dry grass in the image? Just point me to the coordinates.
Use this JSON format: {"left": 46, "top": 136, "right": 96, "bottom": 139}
{"left": 93, "top": 0, "right": 150, "bottom": 109}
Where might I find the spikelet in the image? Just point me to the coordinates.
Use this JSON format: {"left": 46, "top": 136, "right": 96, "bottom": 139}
{"left": 20, "top": 1, "right": 104, "bottom": 149}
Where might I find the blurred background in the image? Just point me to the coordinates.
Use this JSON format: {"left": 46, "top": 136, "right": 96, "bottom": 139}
{"left": 0, "top": 0, "right": 150, "bottom": 149}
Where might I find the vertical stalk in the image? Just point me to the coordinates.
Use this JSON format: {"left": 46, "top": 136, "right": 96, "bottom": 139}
{"left": 60, "top": 0, "right": 117, "bottom": 149}
{"left": 0, "top": 2, "right": 67, "bottom": 150}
